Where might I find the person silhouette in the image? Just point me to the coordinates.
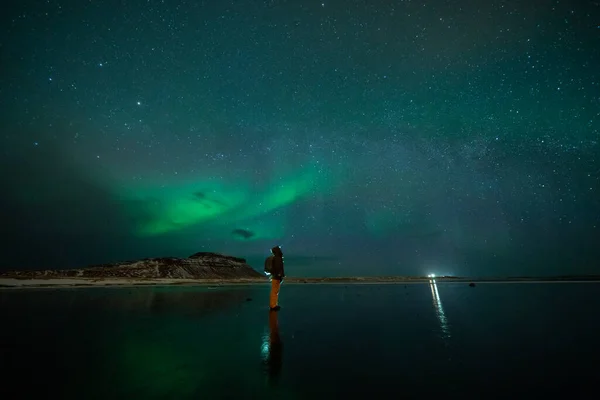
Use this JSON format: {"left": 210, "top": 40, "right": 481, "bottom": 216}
{"left": 265, "top": 246, "right": 285, "bottom": 311}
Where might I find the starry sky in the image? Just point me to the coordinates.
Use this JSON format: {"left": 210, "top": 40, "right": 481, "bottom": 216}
{"left": 1, "top": 0, "right": 599, "bottom": 276}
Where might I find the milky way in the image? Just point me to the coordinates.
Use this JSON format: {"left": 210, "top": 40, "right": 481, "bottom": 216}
{"left": 1, "top": 0, "right": 598, "bottom": 276}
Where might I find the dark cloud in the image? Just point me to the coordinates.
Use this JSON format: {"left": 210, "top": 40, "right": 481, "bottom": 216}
{"left": 191, "top": 191, "right": 227, "bottom": 208}
{"left": 232, "top": 228, "right": 255, "bottom": 240}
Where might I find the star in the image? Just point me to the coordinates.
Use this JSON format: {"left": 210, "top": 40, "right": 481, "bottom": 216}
{"left": 1, "top": 0, "right": 598, "bottom": 276}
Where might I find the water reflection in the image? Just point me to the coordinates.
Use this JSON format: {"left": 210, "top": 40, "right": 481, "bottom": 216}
{"left": 145, "top": 288, "right": 251, "bottom": 317}
{"left": 429, "top": 278, "right": 450, "bottom": 339}
{"left": 36, "top": 286, "right": 253, "bottom": 317}
{"left": 261, "top": 310, "right": 283, "bottom": 385}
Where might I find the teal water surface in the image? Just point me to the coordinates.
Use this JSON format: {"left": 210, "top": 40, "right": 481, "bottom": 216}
{"left": 1, "top": 282, "right": 598, "bottom": 398}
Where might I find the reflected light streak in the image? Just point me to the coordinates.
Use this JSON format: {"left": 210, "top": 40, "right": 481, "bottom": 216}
{"left": 429, "top": 279, "right": 450, "bottom": 339}
{"left": 261, "top": 331, "right": 270, "bottom": 362}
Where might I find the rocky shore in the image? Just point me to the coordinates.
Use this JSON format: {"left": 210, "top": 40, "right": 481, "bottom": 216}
{"left": 0, "top": 252, "right": 264, "bottom": 282}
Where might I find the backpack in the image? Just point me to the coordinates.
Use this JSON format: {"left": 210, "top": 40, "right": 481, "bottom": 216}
{"left": 264, "top": 255, "right": 274, "bottom": 274}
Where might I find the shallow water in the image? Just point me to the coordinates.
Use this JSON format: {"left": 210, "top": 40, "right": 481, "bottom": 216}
{"left": 1, "top": 282, "right": 598, "bottom": 398}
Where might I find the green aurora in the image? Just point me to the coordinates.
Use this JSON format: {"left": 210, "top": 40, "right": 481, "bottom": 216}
{"left": 0, "top": 0, "right": 598, "bottom": 275}
{"left": 119, "top": 160, "right": 334, "bottom": 240}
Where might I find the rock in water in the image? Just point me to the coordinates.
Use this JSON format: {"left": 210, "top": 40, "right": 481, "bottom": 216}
{"left": 469, "top": 282, "right": 476, "bottom": 287}
{"left": 0, "top": 252, "right": 263, "bottom": 280}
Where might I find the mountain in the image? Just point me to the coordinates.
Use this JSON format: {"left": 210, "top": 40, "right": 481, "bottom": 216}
{"left": 0, "top": 252, "right": 264, "bottom": 280}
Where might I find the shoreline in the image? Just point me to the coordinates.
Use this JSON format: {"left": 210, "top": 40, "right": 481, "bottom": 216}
{"left": 0, "top": 278, "right": 268, "bottom": 289}
{"left": 1, "top": 277, "right": 600, "bottom": 289}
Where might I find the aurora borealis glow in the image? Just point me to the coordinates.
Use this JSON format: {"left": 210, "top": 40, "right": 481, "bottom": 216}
{"left": 1, "top": 0, "right": 598, "bottom": 275}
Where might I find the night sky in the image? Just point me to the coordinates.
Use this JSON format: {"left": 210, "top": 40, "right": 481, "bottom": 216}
{"left": 1, "top": 0, "right": 599, "bottom": 276}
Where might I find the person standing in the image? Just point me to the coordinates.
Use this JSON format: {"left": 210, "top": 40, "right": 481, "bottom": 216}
{"left": 264, "top": 246, "right": 285, "bottom": 311}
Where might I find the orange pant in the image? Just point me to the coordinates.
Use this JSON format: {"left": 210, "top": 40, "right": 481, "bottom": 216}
{"left": 270, "top": 278, "right": 281, "bottom": 308}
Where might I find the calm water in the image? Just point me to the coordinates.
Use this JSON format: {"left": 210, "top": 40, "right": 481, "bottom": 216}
{"left": 1, "top": 282, "right": 598, "bottom": 399}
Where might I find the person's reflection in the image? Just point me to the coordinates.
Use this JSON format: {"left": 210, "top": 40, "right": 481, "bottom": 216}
{"left": 263, "top": 309, "right": 283, "bottom": 385}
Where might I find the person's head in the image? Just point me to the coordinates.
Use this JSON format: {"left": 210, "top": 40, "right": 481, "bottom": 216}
{"left": 271, "top": 246, "right": 282, "bottom": 256}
